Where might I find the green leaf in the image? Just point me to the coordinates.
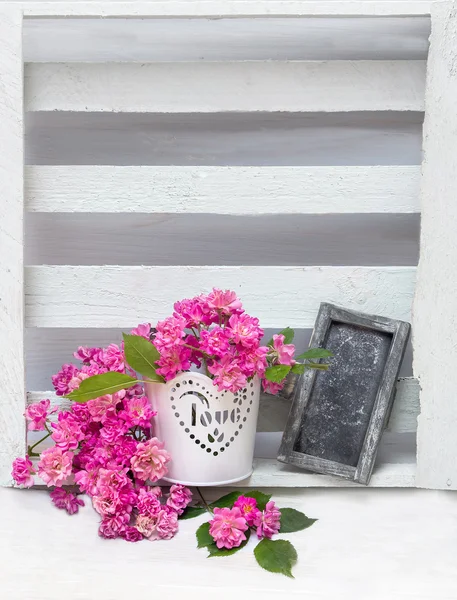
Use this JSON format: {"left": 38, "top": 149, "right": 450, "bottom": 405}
{"left": 267, "top": 327, "right": 295, "bottom": 347}
{"left": 279, "top": 327, "right": 295, "bottom": 344}
{"left": 291, "top": 363, "right": 306, "bottom": 374}
{"left": 265, "top": 365, "right": 291, "bottom": 383}
{"left": 296, "top": 348, "right": 333, "bottom": 360}
{"left": 210, "top": 491, "right": 242, "bottom": 510}
{"left": 254, "top": 538, "right": 298, "bottom": 578}
{"left": 65, "top": 372, "right": 138, "bottom": 403}
{"left": 279, "top": 508, "right": 317, "bottom": 533}
{"left": 244, "top": 491, "right": 271, "bottom": 511}
{"left": 179, "top": 506, "right": 207, "bottom": 520}
{"left": 122, "top": 333, "right": 163, "bottom": 381}
{"left": 207, "top": 529, "right": 251, "bottom": 557}
{"left": 196, "top": 522, "right": 213, "bottom": 548}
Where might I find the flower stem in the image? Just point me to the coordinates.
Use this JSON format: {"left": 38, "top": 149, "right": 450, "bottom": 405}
{"left": 27, "top": 431, "right": 51, "bottom": 456}
{"left": 196, "top": 487, "right": 213, "bottom": 515}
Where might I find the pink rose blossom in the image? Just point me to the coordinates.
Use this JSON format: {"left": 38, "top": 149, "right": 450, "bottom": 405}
{"left": 234, "top": 495, "right": 262, "bottom": 527}
{"left": 92, "top": 486, "right": 124, "bottom": 517}
{"left": 131, "top": 438, "right": 171, "bottom": 482}
{"left": 52, "top": 363, "right": 79, "bottom": 396}
{"left": 262, "top": 379, "right": 285, "bottom": 395}
{"left": 135, "top": 514, "right": 157, "bottom": 537}
{"left": 130, "top": 323, "right": 152, "bottom": 339}
{"left": 154, "top": 315, "right": 187, "bottom": 351}
{"left": 51, "top": 411, "right": 85, "bottom": 451}
{"left": 74, "top": 468, "right": 99, "bottom": 496}
{"left": 93, "top": 344, "right": 125, "bottom": 372}
{"left": 228, "top": 313, "right": 263, "bottom": 348}
{"left": 96, "top": 468, "right": 131, "bottom": 491}
{"left": 37, "top": 447, "right": 73, "bottom": 487}
{"left": 242, "top": 346, "right": 268, "bottom": 379}
{"left": 87, "top": 392, "right": 125, "bottom": 422}
{"left": 24, "top": 399, "right": 56, "bottom": 431}
{"left": 156, "top": 346, "right": 191, "bottom": 381}
{"left": 208, "top": 353, "right": 247, "bottom": 393}
{"left": 199, "top": 327, "right": 231, "bottom": 357}
{"left": 122, "top": 526, "right": 144, "bottom": 542}
{"left": 166, "top": 484, "right": 192, "bottom": 515}
{"left": 137, "top": 487, "right": 162, "bottom": 516}
{"left": 74, "top": 346, "right": 101, "bottom": 364}
{"left": 50, "top": 488, "right": 85, "bottom": 515}
{"left": 271, "top": 334, "right": 295, "bottom": 366}
{"left": 209, "top": 507, "right": 248, "bottom": 549}
{"left": 119, "top": 396, "right": 155, "bottom": 428}
{"left": 254, "top": 500, "right": 281, "bottom": 539}
{"left": 206, "top": 288, "right": 243, "bottom": 315}
{"left": 98, "top": 513, "right": 130, "bottom": 539}
{"left": 11, "top": 456, "right": 35, "bottom": 487}
{"left": 148, "top": 507, "right": 179, "bottom": 541}
{"left": 173, "top": 297, "right": 207, "bottom": 327}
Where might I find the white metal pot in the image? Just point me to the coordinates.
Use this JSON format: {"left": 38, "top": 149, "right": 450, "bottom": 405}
{"left": 145, "top": 372, "right": 260, "bottom": 486}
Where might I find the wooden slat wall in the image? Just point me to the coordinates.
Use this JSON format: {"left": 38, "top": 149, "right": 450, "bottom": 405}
{"left": 19, "top": 8, "right": 426, "bottom": 488}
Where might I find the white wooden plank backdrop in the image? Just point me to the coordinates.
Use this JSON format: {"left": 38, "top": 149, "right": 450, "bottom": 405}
{"left": 20, "top": 1, "right": 435, "bottom": 17}
{"left": 25, "top": 266, "right": 416, "bottom": 328}
{"left": 0, "top": 1, "right": 440, "bottom": 493}
{"left": 0, "top": 8, "right": 25, "bottom": 487}
{"left": 25, "top": 61, "right": 426, "bottom": 113}
{"left": 414, "top": 1, "right": 457, "bottom": 490}
{"left": 26, "top": 166, "right": 421, "bottom": 213}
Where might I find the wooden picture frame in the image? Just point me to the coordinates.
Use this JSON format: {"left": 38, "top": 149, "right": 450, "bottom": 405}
{"left": 278, "top": 303, "right": 410, "bottom": 485}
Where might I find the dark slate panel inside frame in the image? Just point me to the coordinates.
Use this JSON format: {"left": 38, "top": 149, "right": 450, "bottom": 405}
{"left": 293, "top": 322, "right": 393, "bottom": 467}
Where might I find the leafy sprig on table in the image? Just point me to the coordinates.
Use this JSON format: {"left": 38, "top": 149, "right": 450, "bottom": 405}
{"left": 181, "top": 490, "right": 317, "bottom": 578}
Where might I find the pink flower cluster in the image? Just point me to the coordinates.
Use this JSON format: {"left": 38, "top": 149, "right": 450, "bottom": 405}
{"left": 12, "top": 330, "right": 192, "bottom": 542}
{"left": 151, "top": 289, "right": 296, "bottom": 393}
{"left": 208, "top": 497, "right": 281, "bottom": 550}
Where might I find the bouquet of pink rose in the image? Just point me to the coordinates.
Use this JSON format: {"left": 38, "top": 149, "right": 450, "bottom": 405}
{"left": 61, "top": 288, "right": 332, "bottom": 404}
{"left": 11, "top": 289, "right": 328, "bottom": 575}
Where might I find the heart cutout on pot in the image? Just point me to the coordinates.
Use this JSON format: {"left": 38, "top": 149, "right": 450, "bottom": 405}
{"left": 166, "top": 375, "right": 256, "bottom": 457}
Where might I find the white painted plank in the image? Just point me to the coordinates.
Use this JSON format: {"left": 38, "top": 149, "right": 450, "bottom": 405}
{"left": 414, "top": 1, "right": 457, "bottom": 491}
{"left": 23, "top": 17, "right": 431, "bottom": 63}
{"left": 25, "top": 266, "right": 416, "bottom": 328}
{"left": 26, "top": 377, "right": 420, "bottom": 435}
{"left": 0, "top": 8, "right": 25, "bottom": 486}
{"left": 243, "top": 458, "right": 416, "bottom": 487}
{"left": 21, "top": 1, "right": 434, "bottom": 17}
{"left": 25, "top": 166, "right": 421, "bottom": 214}
{"left": 25, "top": 61, "right": 426, "bottom": 113}
{"left": 6, "top": 488, "right": 457, "bottom": 600}
{"left": 25, "top": 112, "right": 424, "bottom": 167}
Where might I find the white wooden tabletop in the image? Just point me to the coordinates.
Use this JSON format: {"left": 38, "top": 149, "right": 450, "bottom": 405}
{"left": 1, "top": 487, "right": 456, "bottom": 600}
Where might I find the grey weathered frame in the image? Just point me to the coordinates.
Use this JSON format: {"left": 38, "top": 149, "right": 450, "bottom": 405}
{"left": 277, "top": 303, "right": 410, "bottom": 485}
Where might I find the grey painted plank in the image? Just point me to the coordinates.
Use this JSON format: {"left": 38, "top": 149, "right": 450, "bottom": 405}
{"left": 25, "top": 213, "right": 420, "bottom": 267}
{"left": 25, "top": 112, "right": 424, "bottom": 166}
{"left": 23, "top": 17, "right": 430, "bottom": 62}
{"left": 25, "top": 327, "right": 413, "bottom": 392}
